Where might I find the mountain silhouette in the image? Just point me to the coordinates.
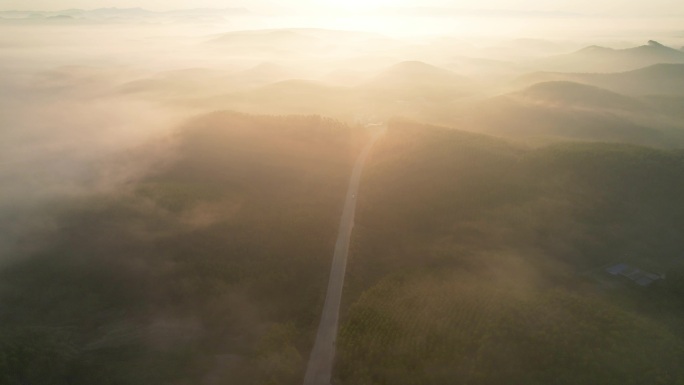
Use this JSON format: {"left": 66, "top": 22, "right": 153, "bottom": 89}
{"left": 535, "top": 41, "right": 684, "bottom": 72}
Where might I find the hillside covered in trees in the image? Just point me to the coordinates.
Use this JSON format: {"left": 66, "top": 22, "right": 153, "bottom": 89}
{"left": 338, "top": 120, "right": 684, "bottom": 385}
{"left": 4, "top": 114, "right": 684, "bottom": 385}
{"left": 4, "top": 10, "right": 684, "bottom": 385}
{"left": 0, "top": 112, "right": 366, "bottom": 385}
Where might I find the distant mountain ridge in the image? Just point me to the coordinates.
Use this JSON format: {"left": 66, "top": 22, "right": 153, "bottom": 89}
{"left": 362, "top": 61, "right": 476, "bottom": 102}
{"left": 368, "top": 61, "right": 470, "bottom": 85}
{"left": 449, "top": 79, "right": 682, "bottom": 146}
{"left": 515, "top": 63, "right": 684, "bottom": 96}
{"left": 515, "top": 81, "right": 647, "bottom": 111}
{"left": 0, "top": 7, "right": 249, "bottom": 23}
{"left": 535, "top": 40, "right": 684, "bottom": 72}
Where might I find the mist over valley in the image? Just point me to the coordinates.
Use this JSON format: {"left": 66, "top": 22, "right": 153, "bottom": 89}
{"left": 2, "top": 3, "right": 684, "bottom": 384}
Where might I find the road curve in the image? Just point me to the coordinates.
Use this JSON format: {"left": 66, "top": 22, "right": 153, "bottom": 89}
{"left": 303, "top": 126, "right": 385, "bottom": 385}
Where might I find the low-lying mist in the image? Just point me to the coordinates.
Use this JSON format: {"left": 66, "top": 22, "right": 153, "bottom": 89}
{"left": 3, "top": 8, "right": 684, "bottom": 385}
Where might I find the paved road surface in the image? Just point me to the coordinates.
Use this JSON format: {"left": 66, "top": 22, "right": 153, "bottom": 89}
{"left": 302, "top": 126, "right": 385, "bottom": 385}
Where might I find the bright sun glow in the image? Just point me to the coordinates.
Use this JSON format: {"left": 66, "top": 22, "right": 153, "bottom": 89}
{"left": 323, "top": 0, "right": 398, "bottom": 10}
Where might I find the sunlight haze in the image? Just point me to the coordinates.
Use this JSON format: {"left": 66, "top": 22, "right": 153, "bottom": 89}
{"left": 1, "top": 0, "right": 683, "bottom": 16}
{"left": 2, "top": 1, "right": 684, "bottom": 385}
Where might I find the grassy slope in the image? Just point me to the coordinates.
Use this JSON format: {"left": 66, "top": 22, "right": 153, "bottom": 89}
{"left": 338, "top": 119, "right": 684, "bottom": 385}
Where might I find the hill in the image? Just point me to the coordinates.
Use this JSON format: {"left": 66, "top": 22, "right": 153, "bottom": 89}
{"left": 0, "top": 7, "right": 249, "bottom": 23}
{"left": 117, "top": 62, "right": 306, "bottom": 102}
{"left": 238, "top": 62, "right": 304, "bottom": 86}
{"left": 515, "top": 81, "right": 647, "bottom": 111}
{"left": 211, "top": 29, "right": 321, "bottom": 51}
{"left": 361, "top": 61, "right": 477, "bottom": 103}
{"left": 534, "top": 40, "right": 684, "bottom": 73}
{"left": 0, "top": 112, "right": 367, "bottom": 385}
{"left": 202, "top": 80, "right": 357, "bottom": 119}
{"left": 449, "top": 82, "right": 674, "bottom": 146}
{"left": 515, "top": 63, "right": 684, "bottom": 97}
{"left": 338, "top": 120, "right": 684, "bottom": 385}
{"left": 185, "top": 62, "right": 477, "bottom": 122}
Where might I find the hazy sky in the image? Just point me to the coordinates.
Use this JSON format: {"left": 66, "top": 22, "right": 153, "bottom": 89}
{"left": 1, "top": 0, "right": 683, "bottom": 16}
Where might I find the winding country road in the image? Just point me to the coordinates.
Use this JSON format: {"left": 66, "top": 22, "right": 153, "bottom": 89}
{"left": 303, "top": 125, "right": 385, "bottom": 385}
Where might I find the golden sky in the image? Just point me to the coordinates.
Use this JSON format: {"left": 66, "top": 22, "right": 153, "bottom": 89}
{"left": 1, "top": 0, "right": 683, "bottom": 16}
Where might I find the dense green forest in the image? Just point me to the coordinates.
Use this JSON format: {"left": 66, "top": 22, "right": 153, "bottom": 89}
{"left": 338, "top": 120, "right": 684, "bottom": 385}
{"left": 3, "top": 113, "right": 684, "bottom": 385}
{"left": 0, "top": 112, "right": 366, "bottom": 385}
{"left": 4, "top": 12, "right": 684, "bottom": 385}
